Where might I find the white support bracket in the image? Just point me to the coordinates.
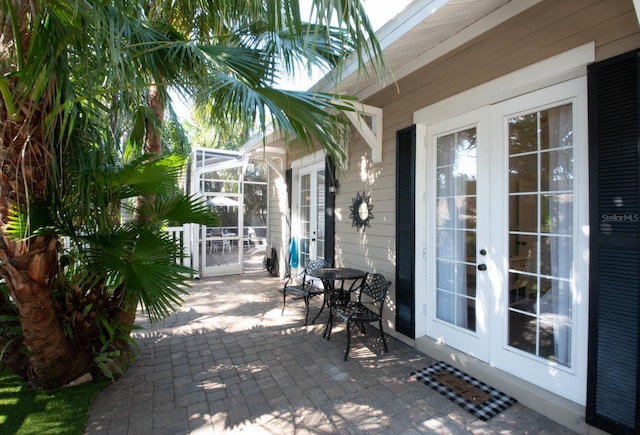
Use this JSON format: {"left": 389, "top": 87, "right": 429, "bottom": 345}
{"left": 263, "top": 154, "right": 284, "bottom": 179}
{"left": 344, "top": 103, "right": 383, "bottom": 163}
{"left": 253, "top": 144, "right": 286, "bottom": 179}
{"left": 243, "top": 138, "right": 285, "bottom": 178}
{"left": 635, "top": 0, "right": 640, "bottom": 26}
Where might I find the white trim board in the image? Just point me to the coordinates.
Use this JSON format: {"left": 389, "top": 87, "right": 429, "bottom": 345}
{"left": 414, "top": 42, "right": 595, "bottom": 125}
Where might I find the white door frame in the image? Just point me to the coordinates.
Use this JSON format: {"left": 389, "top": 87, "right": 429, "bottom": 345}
{"left": 291, "top": 151, "right": 326, "bottom": 271}
{"left": 414, "top": 44, "right": 593, "bottom": 404}
{"left": 198, "top": 162, "right": 245, "bottom": 277}
{"left": 425, "top": 107, "right": 491, "bottom": 362}
{"left": 488, "top": 79, "right": 589, "bottom": 404}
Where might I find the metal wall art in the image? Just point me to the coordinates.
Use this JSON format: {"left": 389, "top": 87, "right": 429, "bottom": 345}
{"left": 349, "top": 191, "right": 374, "bottom": 231}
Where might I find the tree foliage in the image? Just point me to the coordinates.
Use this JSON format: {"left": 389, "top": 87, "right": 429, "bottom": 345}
{"left": 0, "top": 0, "right": 385, "bottom": 387}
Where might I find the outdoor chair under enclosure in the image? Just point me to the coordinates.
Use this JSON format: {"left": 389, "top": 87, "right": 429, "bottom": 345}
{"left": 325, "top": 272, "right": 391, "bottom": 361}
{"left": 281, "top": 258, "right": 331, "bottom": 325}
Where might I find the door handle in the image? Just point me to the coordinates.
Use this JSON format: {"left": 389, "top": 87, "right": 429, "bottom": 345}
{"left": 477, "top": 264, "right": 487, "bottom": 271}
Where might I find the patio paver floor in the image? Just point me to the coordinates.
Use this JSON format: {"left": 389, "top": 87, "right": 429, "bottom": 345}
{"left": 85, "top": 273, "right": 577, "bottom": 434}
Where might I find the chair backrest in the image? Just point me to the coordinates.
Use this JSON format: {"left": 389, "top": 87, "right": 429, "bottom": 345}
{"left": 360, "top": 273, "right": 391, "bottom": 305}
{"left": 305, "top": 258, "right": 331, "bottom": 276}
{"left": 210, "top": 227, "right": 224, "bottom": 237}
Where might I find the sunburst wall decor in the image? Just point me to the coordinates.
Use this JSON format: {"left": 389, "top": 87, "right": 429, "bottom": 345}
{"left": 349, "top": 191, "right": 374, "bottom": 232}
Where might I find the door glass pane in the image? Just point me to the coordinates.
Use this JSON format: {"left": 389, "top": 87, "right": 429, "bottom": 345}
{"left": 201, "top": 167, "right": 241, "bottom": 194}
{"left": 435, "top": 127, "right": 477, "bottom": 331}
{"left": 507, "top": 103, "right": 573, "bottom": 367}
{"left": 316, "top": 170, "right": 326, "bottom": 259}
{"left": 509, "top": 194, "right": 537, "bottom": 232}
{"left": 243, "top": 161, "right": 268, "bottom": 272}
{"left": 204, "top": 204, "right": 240, "bottom": 268}
{"left": 541, "top": 149, "right": 574, "bottom": 191}
{"left": 299, "top": 169, "right": 325, "bottom": 267}
{"left": 509, "top": 154, "right": 537, "bottom": 193}
{"left": 299, "top": 174, "right": 311, "bottom": 268}
{"left": 196, "top": 151, "right": 244, "bottom": 275}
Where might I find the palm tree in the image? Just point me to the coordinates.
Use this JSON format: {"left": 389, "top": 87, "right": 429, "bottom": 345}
{"left": 132, "top": 0, "right": 385, "bottom": 157}
{"left": 0, "top": 0, "right": 385, "bottom": 388}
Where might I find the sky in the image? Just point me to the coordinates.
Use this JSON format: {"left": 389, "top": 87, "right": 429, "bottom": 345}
{"left": 365, "top": 0, "right": 414, "bottom": 29}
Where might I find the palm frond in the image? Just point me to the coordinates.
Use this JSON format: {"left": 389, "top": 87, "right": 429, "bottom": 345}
{"left": 196, "top": 44, "right": 271, "bottom": 86}
{"left": 308, "top": 0, "right": 386, "bottom": 77}
{"left": 197, "top": 73, "right": 357, "bottom": 162}
{"left": 103, "top": 154, "right": 185, "bottom": 199}
{"left": 94, "top": 228, "right": 191, "bottom": 322}
{"left": 4, "top": 202, "right": 57, "bottom": 240}
{"left": 139, "top": 193, "right": 219, "bottom": 227}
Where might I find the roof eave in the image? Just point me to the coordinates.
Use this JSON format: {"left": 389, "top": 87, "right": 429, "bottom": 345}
{"left": 314, "top": 0, "right": 543, "bottom": 101}
{"left": 241, "top": 0, "right": 545, "bottom": 155}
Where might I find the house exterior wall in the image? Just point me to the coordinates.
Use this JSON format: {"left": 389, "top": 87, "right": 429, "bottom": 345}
{"left": 367, "top": 0, "right": 640, "bottom": 127}
{"left": 265, "top": 138, "right": 326, "bottom": 278}
{"left": 264, "top": 1, "right": 640, "bottom": 431}
{"left": 331, "top": 0, "right": 640, "bottom": 340}
{"left": 268, "top": 0, "right": 640, "bottom": 334}
{"left": 263, "top": 137, "right": 289, "bottom": 278}
{"left": 266, "top": 165, "right": 287, "bottom": 276}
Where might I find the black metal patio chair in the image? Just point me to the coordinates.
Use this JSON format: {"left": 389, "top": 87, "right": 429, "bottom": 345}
{"left": 325, "top": 272, "right": 391, "bottom": 360}
{"left": 281, "top": 258, "right": 331, "bottom": 325}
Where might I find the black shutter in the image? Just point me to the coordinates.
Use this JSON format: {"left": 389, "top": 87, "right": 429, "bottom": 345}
{"left": 284, "top": 168, "right": 293, "bottom": 275}
{"left": 587, "top": 49, "right": 640, "bottom": 434}
{"left": 325, "top": 157, "right": 336, "bottom": 266}
{"left": 396, "top": 125, "right": 416, "bottom": 338}
{"left": 286, "top": 168, "right": 293, "bottom": 211}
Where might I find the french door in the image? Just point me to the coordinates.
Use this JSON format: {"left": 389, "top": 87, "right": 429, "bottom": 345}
{"left": 425, "top": 78, "right": 588, "bottom": 402}
{"left": 427, "top": 108, "right": 491, "bottom": 361}
{"left": 297, "top": 163, "right": 326, "bottom": 268}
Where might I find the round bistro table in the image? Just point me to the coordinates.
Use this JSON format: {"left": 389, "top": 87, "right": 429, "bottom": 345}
{"left": 308, "top": 267, "right": 367, "bottom": 325}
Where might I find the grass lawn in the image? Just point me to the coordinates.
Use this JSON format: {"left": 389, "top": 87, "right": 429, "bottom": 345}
{"left": 0, "top": 369, "right": 110, "bottom": 435}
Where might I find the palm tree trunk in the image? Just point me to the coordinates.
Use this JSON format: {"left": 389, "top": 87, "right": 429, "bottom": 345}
{"left": 0, "top": 236, "right": 91, "bottom": 387}
{"left": 145, "top": 83, "right": 164, "bottom": 156}
{"left": 134, "top": 83, "right": 164, "bottom": 222}
{"left": 125, "top": 82, "right": 165, "bottom": 336}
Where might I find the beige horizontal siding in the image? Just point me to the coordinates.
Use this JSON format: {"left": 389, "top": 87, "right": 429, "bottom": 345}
{"left": 335, "top": 0, "right": 640, "bottom": 338}
{"left": 272, "top": 0, "right": 640, "bottom": 337}
{"left": 368, "top": 0, "right": 640, "bottom": 117}
{"left": 266, "top": 166, "right": 288, "bottom": 278}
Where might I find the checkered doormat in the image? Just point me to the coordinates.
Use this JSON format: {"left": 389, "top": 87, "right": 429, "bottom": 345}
{"left": 411, "top": 361, "right": 517, "bottom": 421}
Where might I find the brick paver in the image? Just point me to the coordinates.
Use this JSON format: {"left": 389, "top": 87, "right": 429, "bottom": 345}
{"left": 85, "top": 273, "right": 577, "bottom": 434}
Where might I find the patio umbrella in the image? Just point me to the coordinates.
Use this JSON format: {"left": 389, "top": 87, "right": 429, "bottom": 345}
{"left": 207, "top": 196, "right": 240, "bottom": 207}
